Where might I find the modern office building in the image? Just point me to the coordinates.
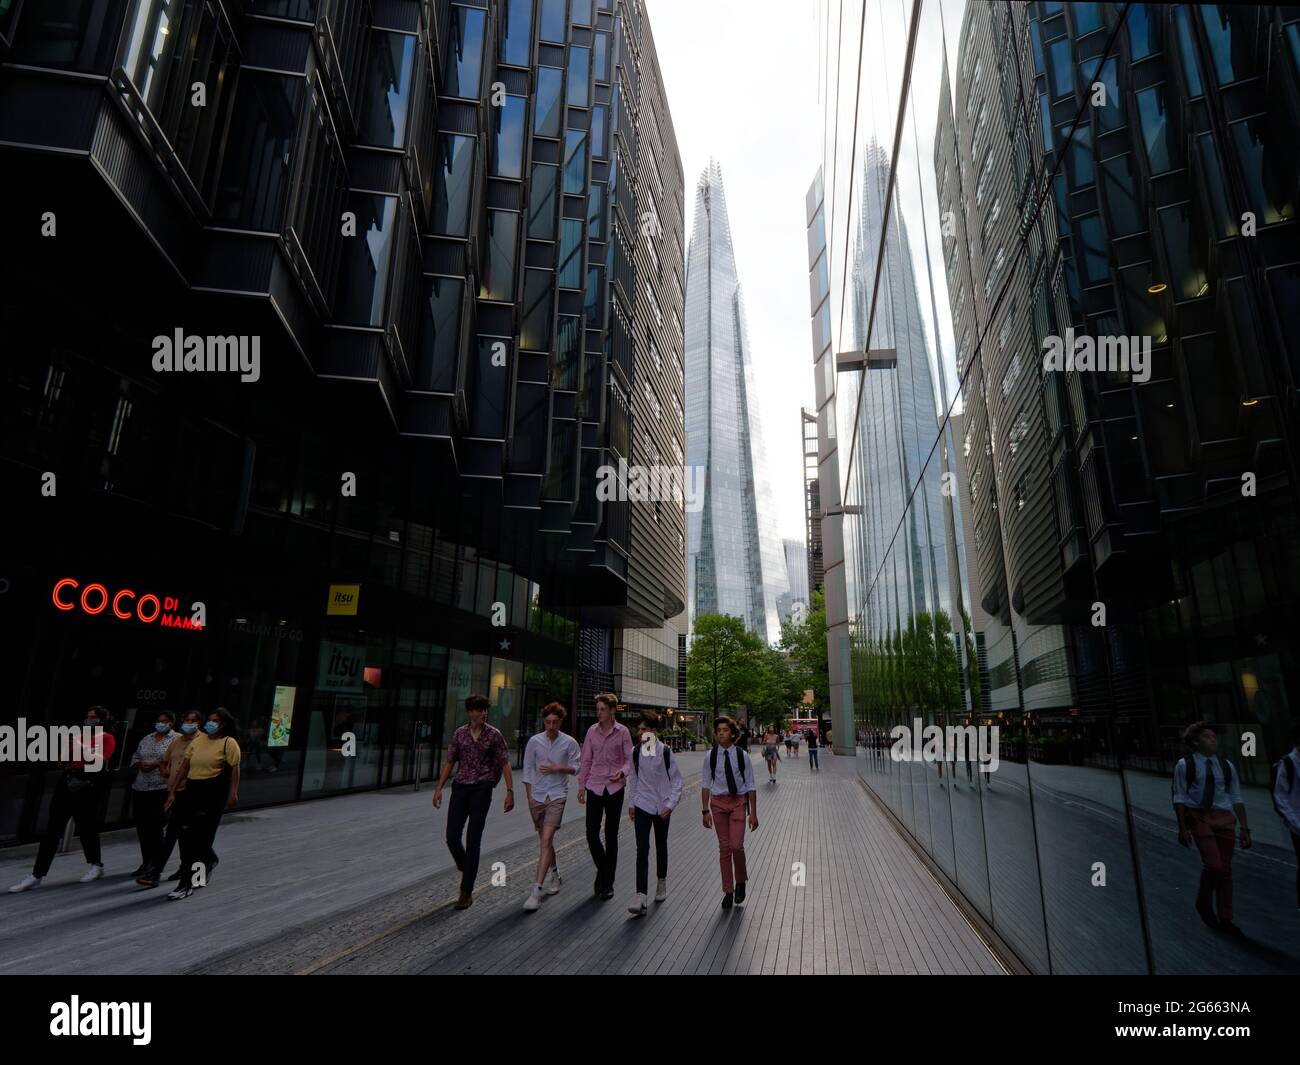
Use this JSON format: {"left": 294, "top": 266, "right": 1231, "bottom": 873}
{"left": 683, "top": 160, "right": 788, "bottom": 645}
{"left": 840, "top": 0, "right": 1300, "bottom": 975}
{"left": 801, "top": 407, "right": 824, "bottom": 596}
{"left": 0, "top": 0, "right": 685, "bottom": 844}
{"left": 776, "top": 537, "right": 809, "bottom": 627}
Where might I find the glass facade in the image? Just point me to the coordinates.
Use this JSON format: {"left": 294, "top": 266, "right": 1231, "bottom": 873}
{"left": 684, "top": 163, "right": 789, "bottom": 644}
{"left": 819, "top": 1, "right": 1300, "bottom": 974}
{"left": 0, "top": 0, "right": 686, "bottom": 844}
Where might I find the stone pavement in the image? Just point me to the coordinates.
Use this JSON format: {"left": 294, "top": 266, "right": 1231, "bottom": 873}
{"left": 0, "top": 748, "right": 1004, "bottom": 975}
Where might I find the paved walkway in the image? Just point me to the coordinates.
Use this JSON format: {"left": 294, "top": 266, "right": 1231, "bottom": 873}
{"left": 0, "top": 750, "right": 1003, "bottom": 976}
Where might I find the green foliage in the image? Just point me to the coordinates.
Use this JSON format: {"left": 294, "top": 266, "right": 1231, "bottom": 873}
{"left": 686, "top": 613, "right": 799, "bottom": 721}
{"left": 781, "top": 589, "right": 829, "bottom": 710}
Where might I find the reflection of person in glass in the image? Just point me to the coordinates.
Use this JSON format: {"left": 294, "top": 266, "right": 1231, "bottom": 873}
{"left": 1173, "top": 722, "right": 1251, "bottom": 935}
{"left": 1272, "top": 724, "right": 1300, "bottom": 909}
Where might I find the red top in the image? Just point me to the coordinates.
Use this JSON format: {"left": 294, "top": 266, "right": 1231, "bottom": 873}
{"left": 69, "top": 730, "right": 116, "bottom": 771}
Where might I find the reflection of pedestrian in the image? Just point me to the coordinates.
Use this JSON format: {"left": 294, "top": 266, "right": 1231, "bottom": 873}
{"left": 246, "top": 717, "right": 266, "bottom": 770}
{"left": 1271, "top": 725, "right": 1300, "bottom": 909}
{"left": 9, "top": 707, "right": 117, "bottom": 892}
{"left": 1173, "top": 721, "right": 1251, "bottom": 935}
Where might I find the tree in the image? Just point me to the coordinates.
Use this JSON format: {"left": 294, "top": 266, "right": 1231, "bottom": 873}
{"left": 781, "top": 588, "right": 830, "bottom": 710}
{"left": 686, "top": 614, "right": 760, "bottom": 720}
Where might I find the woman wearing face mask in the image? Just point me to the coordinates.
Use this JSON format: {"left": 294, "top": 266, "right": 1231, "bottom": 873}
{"left": 128, "top": 711, "right": 180, "bottom": 880}
{"left": 8, "top": 706, "right": 118, "bottom": 893}
{"left": 139, "top": 710, "right": 204, "bottom": 887}
{"left": 164, "top": 709, "right": 241, "bottom": 900}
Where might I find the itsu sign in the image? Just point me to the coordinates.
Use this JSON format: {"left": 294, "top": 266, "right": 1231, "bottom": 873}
{"left": 52, "top": 578, "right": 203, "bottom": 632}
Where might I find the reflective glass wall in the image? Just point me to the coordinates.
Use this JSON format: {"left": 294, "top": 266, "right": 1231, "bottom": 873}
{"left": 820, "top": 0, "right": 1300, "bottom": 974}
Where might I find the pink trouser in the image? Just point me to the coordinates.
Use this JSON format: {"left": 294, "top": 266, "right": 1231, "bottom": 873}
{"left": 710, "top": 794, "right": 748, "bottom": 892}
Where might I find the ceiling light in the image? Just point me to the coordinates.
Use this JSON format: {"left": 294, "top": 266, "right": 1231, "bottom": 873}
{"left": 1147, "top": 282, "right": 1167, "bottom": 294}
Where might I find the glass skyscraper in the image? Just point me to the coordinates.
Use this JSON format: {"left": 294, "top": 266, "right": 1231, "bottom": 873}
{"left": 684, "top": 161, "right": 787, "bottom": 643}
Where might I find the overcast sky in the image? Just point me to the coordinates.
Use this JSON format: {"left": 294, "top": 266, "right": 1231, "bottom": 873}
{"left": 646, "top": 0, "right": 823, "bottom": 545}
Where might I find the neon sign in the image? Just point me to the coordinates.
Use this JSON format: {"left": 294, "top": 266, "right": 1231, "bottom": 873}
{"left": 52, "top": 578, "right": 203, "bottom": 632}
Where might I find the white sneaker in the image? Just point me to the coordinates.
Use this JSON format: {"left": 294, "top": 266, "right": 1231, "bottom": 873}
{"left": 7, "top": 874, "right": 42, "bottom": 893}
{"left": 627, "top": 892, "right": 648, "bottom": 916}
{"left": 654, "top": 878, "right": 668, "bottom": 902}
{"left": 523, "top": 889, "right": 542, "bottom": 912}
{"left": 545, "top": 869, "right": 562, "bottom": 895}
{"left": 79, "top": 864, "right": 104, "bottom": 883}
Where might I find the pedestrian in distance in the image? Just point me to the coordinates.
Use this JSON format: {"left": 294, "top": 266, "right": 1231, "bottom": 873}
{"left": 521, "top": 702, "right": 581, "bottom": 912}
{"left": 578, "top": 691, "right": 633, "bottom": 900}
{"left": 1173, "top": 721, "right": 1251, "bottom": 935}
{"left": 128, "top": 710, "right": 181, "bottom": 879}
{"left": 1271, "top": 723, "right": 1300, "bottom": 910}
{"left": 9, "top": 706, "right": 118, "bottom": 893}
{"left": 626, "top": 710, "right": 683, "bottom": 915}
{"left": 762, "top": 728, "right": 780, "bottom": 783}
{"left": 434, "top": 693, "right": 514, "bottom": 911}
{"left": 165, "top": 709, "right": 241, "bottom": 900}
{"left": 701, "top": 715, "right": 758, "bottom": 910}
{"left": 806, "top": 729, "right": 820, "bottom": 772}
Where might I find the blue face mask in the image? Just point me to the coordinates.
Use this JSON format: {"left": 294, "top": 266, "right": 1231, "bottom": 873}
{"left": 154, "top": 722, "right": 170, "bottom": 733}
{"left": 181, "top": 723, "right": 198, "bottom": 734}
{"left": 203, "top": 721, "right": 219, "bottom": 735}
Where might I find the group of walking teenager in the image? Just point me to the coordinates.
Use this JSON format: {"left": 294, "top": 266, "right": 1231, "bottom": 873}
{"left": 437, "top": 694, "right": 760, "bottom": 914}
{"left": 8, "top": 706, "right": 242, "bottom": 900}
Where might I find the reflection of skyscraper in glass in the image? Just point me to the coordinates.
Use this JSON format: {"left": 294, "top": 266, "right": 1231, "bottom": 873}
{"left": 845, "top": 142, "right": 951, "bottom": 637}
{"left": 684, "top": 161, "right": 788, "bottom": 644}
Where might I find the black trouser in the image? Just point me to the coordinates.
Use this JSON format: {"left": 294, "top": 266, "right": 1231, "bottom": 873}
{"left": 633, "top": 806, "right": 669, "bottom": 895}
{"left": 177, "top": 777, "right": 228, "bottom": 887}
{"left": 34, "top": 776, "right": 105, "bottom": 878}
{"left": 1292, "top": 831, "right": 1300, "bottom": 908}
{"left": 446, "top": 781, "right": 494, "bottom": 895}
{"left": 808, "top": 747, "right": 819, "bottom": 770}
{"left": 585, "top": 787, "right": 625, "bottom": 891}
{"left": 132, "top": 789, "right": 168, "bottom": 870}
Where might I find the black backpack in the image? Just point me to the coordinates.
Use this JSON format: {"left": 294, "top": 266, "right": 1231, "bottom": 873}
{"left": 708, "top": 744, "right": 746, "bottom": 783}
{"left": 632, "top": 742, "right": 671, "bottom": 773}
{"left": 1271, "top": 754, "right": 1297, "bottom": 816}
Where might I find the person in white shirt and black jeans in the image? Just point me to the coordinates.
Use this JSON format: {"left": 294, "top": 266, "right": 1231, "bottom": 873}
{"left": 701, "top": 715, "right": 758, "bottom": 910}
{"left": 626, "top": 710, "right": 683, "bottom": 916}
{"left": 1272, "top": 724, "right": 1300, "bottom": 910}
{"left": 520, "top": 702, "right": 582, "bottom": 913}
{"left": 1172, "top": 721, "right": 1251, "bottom": 935}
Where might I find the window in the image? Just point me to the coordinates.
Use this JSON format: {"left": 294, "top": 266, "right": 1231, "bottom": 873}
{"left": 585, "top": 266, "right": 605, "bottom": 329}
{"left": 417, "top": 276, "right": 464, "bottom": 390}
{"left": 500, "top": 0, "right": 533, "bottom": 65}
{"left": 528, "top": 163, "right": 558, "bottom": 240}
{"left": 558, "top": 218, "right": 584, "bottom": 288}
{"left": 1200, "top": 4, "right": 1252, "bottom": 86}
{"left": 1136, "top": 85, "right": 1173, "bottom": 174}
{"left": 1157, "top": 203, "right": 1208, "bottom": 298}
{"left": 1100, "top": 155, "right": 1142, "bottom": 236}
{"left": 534, "top": 66, "right": 564, "bottom": 137}
{"left": 587, "top": 181, "right": 606, "bottom": 241}
{"left": 564, "top": 130, "right": 588, "bottom": 194}
{"left": 591, "top": 104, "right": 608, "bottom": 158}
{"left": 1094, "top": 57, "right": 1122, "bottom": 133}
{"left": 594, "top": 31, "right": 610, "bottom": 81}
{"left": 1049, "top": 37, "right": 1074, "bottom": 100}
{"left": 568, "top": 45, "right": 591, "bottom": 108}
{"left": 540, "top": 0, "right": 566, "bottom": 43}
{"left": 213, "top": 73, "right": 301, "bottom": 229}
{"left": 432, "top": 133, "right": 474, "bottom": 236}
{"left": 1078, "top": 214, "right": 1109, "bottom": 286}
{"left": 1127, "top": 3, "right": 1159, "bottom": 60}
{"left": 521, "top": 270, "right": 554, "bottom": 349}
{"left": 357, "top": 30, "right": 416, "bottom": 148}
{"left": 1072, "top": 2, "right": 1101, "bottom": 36}
{"left": 1230, "top": 116, "right": 1298, "bottom": 224}
{"left": 10, "top": 0, "right": 122, "bottom": 71}
{"left": 480, "top": 211, "right": 518, "bottom": 300}
{"left": 554, "top": 316, "right": 582, "bottom": 390}
{"left": 335, "top": 194, "right": 399, "bottom": 327}
{"left": 1174, "top": 7, "right": 1204, "bottom": 97}
{"left": 444, "top": 5, "right": 486, "bottom": 99}
{"left": 492, "top": 95, "right": 527, "bottom": 178}
{"left": 470, "top": 337, "right": 509, "bottom": 437}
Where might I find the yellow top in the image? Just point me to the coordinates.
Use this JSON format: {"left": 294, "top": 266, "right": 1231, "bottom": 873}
{"left": 184, "top": 734, "right": 242, "bottom": 781}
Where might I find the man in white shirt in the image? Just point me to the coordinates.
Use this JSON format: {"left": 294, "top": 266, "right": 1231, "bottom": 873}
{"left": 1272, "top": 725, "right": 1300, "bottom": 910}
{"left": 1173, "top": 721, "right": 1251, "bottom": 934}
{"left": 521, "top": 702, "right": 582, "bottom": 912}
{"left": 701, "top": 715, "right": 758, "bottom": 910}
{"left": 625, "top": 709, "right": 684, "bottom": 915}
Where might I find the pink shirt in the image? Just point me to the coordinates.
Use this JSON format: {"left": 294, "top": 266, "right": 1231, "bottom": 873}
{"left": 579, "top": 720, "right": 633, "bottom": 795}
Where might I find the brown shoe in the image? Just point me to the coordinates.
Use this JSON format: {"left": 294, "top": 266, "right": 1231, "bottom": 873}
{"left": 454, "top": 891, "right": 473, "bottom": 910}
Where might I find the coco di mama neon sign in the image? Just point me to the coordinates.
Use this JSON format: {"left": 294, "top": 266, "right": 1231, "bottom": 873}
{"left": 52, "top": 578, "right": 204, "bottom": 632}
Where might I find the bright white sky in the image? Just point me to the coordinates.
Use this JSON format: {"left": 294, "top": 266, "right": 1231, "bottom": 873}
{"left": 645, "top": 0, "right": 823, "bottom": 544}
